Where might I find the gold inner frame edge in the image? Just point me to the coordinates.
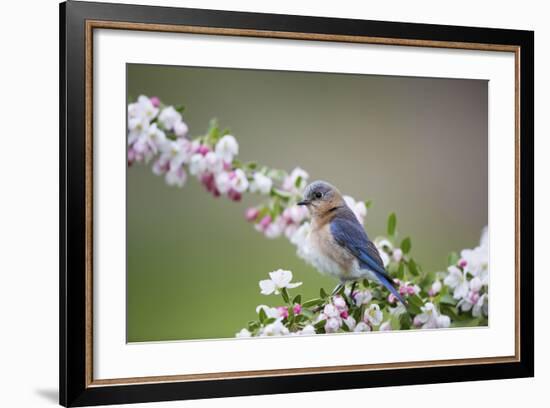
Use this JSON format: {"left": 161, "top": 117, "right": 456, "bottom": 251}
{"left": 84, "top": 20, "right": 521, "bottom": 388}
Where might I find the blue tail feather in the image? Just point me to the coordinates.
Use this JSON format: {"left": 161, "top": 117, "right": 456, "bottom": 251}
{"left": 374, "top": 271, "right": 407, "bottom": 306}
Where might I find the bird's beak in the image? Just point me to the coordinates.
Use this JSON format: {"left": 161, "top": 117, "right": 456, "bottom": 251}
{"left": 297, "top": 200, "right": 310, "bottom": 206}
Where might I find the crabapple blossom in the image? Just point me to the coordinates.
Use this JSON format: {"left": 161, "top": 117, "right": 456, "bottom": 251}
{"left": 325, "top": 318, "right": 341, "bottom": 333}
{"left": 413, "top": 302, "right": 450, "bottom": 329}
{"left": 428, "top": 280, "right": 442, "bottom": 297}
{"left": 354, "top": 322, "right": 371, "bottom": 332}
{"left": 343, "top": 316, "right": 357, "bottom": 331}
{"left": 229, "top": 169, "right": 249, "bottom": 193}
{"left": 215, "top": 134, "right": 239, "bottom": 163}
{"left": 128, "top": 95, "right": 159, "bottom": 122}
{"left": 300, "top": 325, "right": 316, "bottom": 335}
{"left": 236, "top": 328, "right": 251, "bottom": 338}
{"left": 364, "top": 304, "right": 383, "bottom": 326}
{"left": 249, "top": 172, "right": 273, "bottom": 195}
{"left": 189, "top": 153, "right": 208, "bottom": 176}
{"left": 260, "top": 320, "right": 289, "bottom": 336}
{"left": 259, "top": 269, "right": 302, "bottom": 295}
{"left": 158, "top": 106, "right": 183, "bottom": 131}
{"left": 353, "top": 290, "right": 373, "bottom": 306}
{"left": 343, "top": 195, "right": 368, "bottom": 224}
{"left": 282, "top": 167, "right": 309, "bottom": 193}
{"left": 245, "top": 207, "right": 260, "bottom": 222}
{"left": 165, "top": 167, "right": 187, "bottom": 188}
{"left": 392, "top": 248, "right": 403, "bottom": 263}
{"left": 444, "top": 265, "right": 469, "bottom": 300}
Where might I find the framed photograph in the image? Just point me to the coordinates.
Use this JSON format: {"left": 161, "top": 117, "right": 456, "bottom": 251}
{"left": 60, "top": 1, "right": 534, "bottom": 406}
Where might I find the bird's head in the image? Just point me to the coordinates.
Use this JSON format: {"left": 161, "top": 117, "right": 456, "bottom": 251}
{"left": 298, "top": 180, "right": 345, "bottom": 217}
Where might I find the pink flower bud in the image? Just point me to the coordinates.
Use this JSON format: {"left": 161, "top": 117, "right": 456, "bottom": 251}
{"left": 259, "top": 215, "right": 272, "bottom": 230}
{"left": 150, "top": 96, "right": 160, "bottom": 107}
{"left": 399, "top": 286, "right": 408, "bottom": 296}
{"left": 293, "top": 304, "right": 302, "bottom": 314}
{"left": 407, "top": 286, "right": 416, "bottom": 295}
{"left": 197, "top": 145, "right": 210, "bottom": 156}
{"left": 245, "top": 208, "right": 260, "bottom": 222}
{"left": 470, "top": 291, "right": 480, "bottom": 304}
{"left": 276, "top": 306, "right": 289, "bottom": 319}
{"left": 458, "top": 259, "right": 467, "bottom": 268}
{"left": 340, "top": 310, "right": 349, "bottom": 319}
{"left": 388, "top": 294, "right": 396, "bottom": 304}
{"left": 228, "top": 189, "right": 242, "bottom": 202}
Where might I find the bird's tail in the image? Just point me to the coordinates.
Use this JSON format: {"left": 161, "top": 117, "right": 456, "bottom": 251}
{"left": 374, "top": 271, "right": 408, "bottom": 307}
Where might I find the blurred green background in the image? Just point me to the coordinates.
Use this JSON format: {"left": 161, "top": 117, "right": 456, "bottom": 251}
{"left": 127, "top": 64, "right": 488, "bottom": 342}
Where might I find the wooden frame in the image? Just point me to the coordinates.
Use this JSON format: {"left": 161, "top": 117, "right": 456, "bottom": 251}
{"left": 60, "top": 1, "right": 534, "bottom": 406}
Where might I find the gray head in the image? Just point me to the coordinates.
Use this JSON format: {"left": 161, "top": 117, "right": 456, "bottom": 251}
{"left": 298, "top": 181, "right": 344, "bottom": 215}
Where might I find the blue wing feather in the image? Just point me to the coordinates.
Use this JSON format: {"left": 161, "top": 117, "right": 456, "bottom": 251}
{"left": 330, "top": 209, "right": 407, "bottom": 305}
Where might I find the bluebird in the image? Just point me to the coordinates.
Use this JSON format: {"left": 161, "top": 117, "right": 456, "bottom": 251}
{"left": 298, "top": 180, "right": 407, "bottom": 306}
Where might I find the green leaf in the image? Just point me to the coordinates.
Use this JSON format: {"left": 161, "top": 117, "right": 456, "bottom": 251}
{"left": 295, "top": 175, "right": 302, "bottom": 188}
{"left": 293, "top": 295, "right": 302, "bottom": 305}
{"left": 408, "top": 258, "right": 419, "bottom": 276}
{"left": 258, "top": 308, "right": 267, "bottom": 324}
{"left": 174, "top": 104, "right": 185, "bottom": 113}
{"left": 314, "top": 319, "right": 326, "bottom": 330}
{"left": 270, "top": 188, "right": 292, "bottom": 200}
{"left": 302, "top": 298, "right": 324, "bottom": 308}
{"left": 247, "top": 321, "right": 260, "bottom": 331}
{"left": 364, "top": 200, "right": 373, "bottom": 209}
{"left": 387, "top": 212, "right": 397, "bottom": 236}
{"left": 401, "top": 237, "right": 412, "bottom": 254}
{"left": 405, "top": 295, "right": 424, "bottom": 315}
{"left": 264, "top": 317, "right": 276, "bottom": 325}
{"left": 448, "top": 251, "right": 460, "bottom": 267}
{"left": 320, "top": 288, "right": 328, "bottom": 299}
{"left": 281, "top": 288, "right": 290, "bottom": 304}
{"left": 397, "top": 262, "right": 405, "bottom": 280}
{"left": 399, "top": 313, "right": 412, "bottom": 330}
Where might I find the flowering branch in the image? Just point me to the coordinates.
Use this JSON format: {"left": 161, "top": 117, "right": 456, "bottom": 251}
{"left": 127, "top": 95, "right": 489, "bottom": 337}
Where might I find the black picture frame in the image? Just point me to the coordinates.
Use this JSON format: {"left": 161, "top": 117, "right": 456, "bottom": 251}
{"left": 60, "top": 1, "right": 534, "bottom": 406}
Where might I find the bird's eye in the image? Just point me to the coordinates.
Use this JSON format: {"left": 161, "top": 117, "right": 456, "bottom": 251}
{"left": 314, "top": 191, "right": 323, "bottom": 199}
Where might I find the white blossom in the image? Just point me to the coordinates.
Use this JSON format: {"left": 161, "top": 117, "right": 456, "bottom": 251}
{"left": 249, "top": 172, "right": 273, "bottom": 195}
{"left": 343, "top": 195, "right": 367, "bottom": 224}
{"left": 354, "top": 322, "right": 371, "bottom": 332}
{"left": 158, "top": 106, "right": 182, "bottom": 131}
{"left": 189, "top": 153, "right": 207, "bottom": 176}
{"left": 203, "top": 151, "right": 224, "bottom": 174}
{"left": 444, "top": 265, "right": 469, "bottom": 300}
{"left": 259, "top": 269, "right": 302, "bottom": 295}
{"left": 230, "top": 169, "right": 249, "bottom": 193}
{"left": 364, "top": 304, "right": 383, "bottom": 326}
{"left": 128, "top": 95, "right": 158, "bottom": 121}
{"left": 260, "top": 320, "right": 289, "bottom": 336}
{"left": 282, "top": 167, "right": 309, "bottom": 192}
{"left": 300, "top": 325, "right": 316, "bottom": 335}
{"left": 325, "top": 318, "right": 341, "bottom": 333}
{"left": 236, "top": 328, "right": 251, "bottom": 338}
{"left": 353, "top": 290, "right": 373, "bottom": 306}
{"left": 215, "top": 135, "right": 239, "bottom": 163}
{"left": 413, "top": 302, "right": 450, "bottom": 329}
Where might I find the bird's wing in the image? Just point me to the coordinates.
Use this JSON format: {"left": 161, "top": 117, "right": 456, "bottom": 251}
{"left": 329, "top": 213, "right": 387, "bottom": 277}
{"left": 330, "top": 212, "right": 407, "bottom": 305}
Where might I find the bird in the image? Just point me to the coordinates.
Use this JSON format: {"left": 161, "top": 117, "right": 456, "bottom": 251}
{"left": 297, "top": 180, "right": 407, "bottom": 306}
